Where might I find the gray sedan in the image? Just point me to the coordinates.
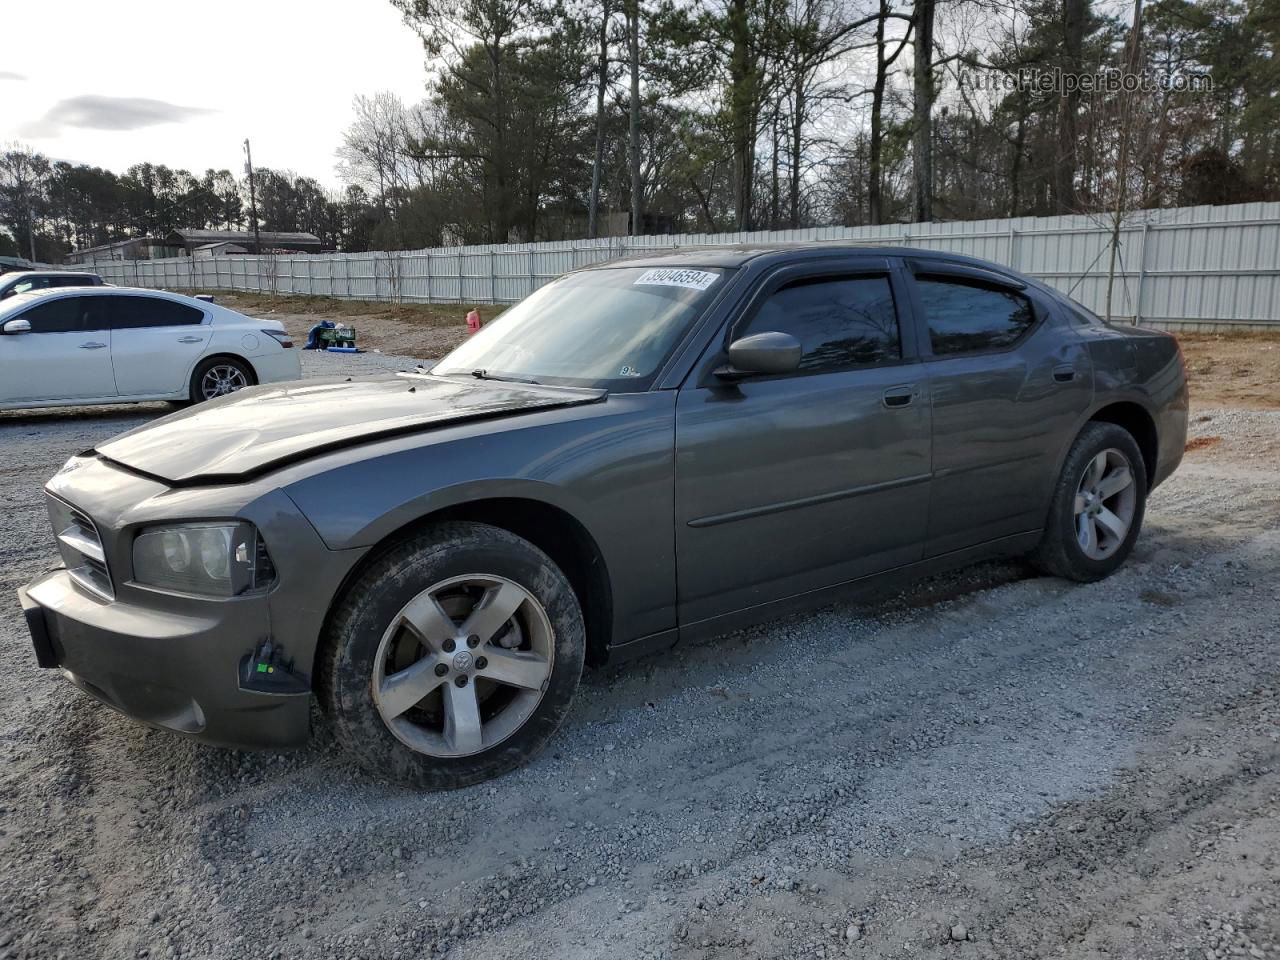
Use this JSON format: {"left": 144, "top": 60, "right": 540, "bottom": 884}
{"left": 19, "top": 245, "right": 1188, "bottom": 788}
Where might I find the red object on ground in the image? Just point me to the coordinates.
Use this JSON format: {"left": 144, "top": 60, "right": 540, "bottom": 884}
{"left": 466, "top": 308, "right": 482, "bottom": 335}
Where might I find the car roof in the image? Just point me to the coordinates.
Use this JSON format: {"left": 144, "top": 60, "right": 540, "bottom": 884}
{"left": 1, "top": 270, "right": 99, "bottom": 281}
{"left": 0, "top": 285, "right": 210, "bottom": 317}
{"left": 580, "top": 241, "right": 1025, "bottom": 276}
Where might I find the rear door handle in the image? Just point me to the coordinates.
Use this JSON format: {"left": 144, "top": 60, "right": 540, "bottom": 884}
{"left": 882, "top": 384, "right": 917, "bottom": 408}
{"left": 177, "top": 336, "right": 204, "bottom": 343}
{"left": 1053, "top": 364, "right": 1076, "bottom": 382}
{"left": 79, "top": 342, "right": 107, "bottom": 350}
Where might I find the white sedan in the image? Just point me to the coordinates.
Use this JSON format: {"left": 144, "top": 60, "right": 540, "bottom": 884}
{"left": 0, "top": 287, "right": 300, "bottom": 410}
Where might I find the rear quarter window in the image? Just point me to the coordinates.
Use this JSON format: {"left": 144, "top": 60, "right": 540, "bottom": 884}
{"left": 916, "top": 277, "right": 1036, "bottom": 356}
{"left": 109, "top": 296, "right": 205, "bottom": 328}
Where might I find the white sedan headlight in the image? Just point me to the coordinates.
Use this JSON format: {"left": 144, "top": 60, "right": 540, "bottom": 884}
{"left": 132, "top": 522, "right": 275, "bottom": 597}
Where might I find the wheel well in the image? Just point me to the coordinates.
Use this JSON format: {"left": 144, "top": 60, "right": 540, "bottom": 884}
{"left": 1089, "top": 402, "right": 1157, "bottom": 488}
{"left": 192, "top": 352, "right": 258, "bottom": 387}
{"left": 325, "top": 498, "right": 614, "bottom": 667}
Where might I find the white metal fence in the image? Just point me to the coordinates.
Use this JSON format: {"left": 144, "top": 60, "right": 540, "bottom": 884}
{"left": 83, "top": 201, "right": 1280, "bottom": 331}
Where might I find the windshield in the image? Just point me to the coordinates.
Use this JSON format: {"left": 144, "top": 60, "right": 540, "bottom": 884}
{"left": 432, "top": 266, "right": 728, "bottom": 390}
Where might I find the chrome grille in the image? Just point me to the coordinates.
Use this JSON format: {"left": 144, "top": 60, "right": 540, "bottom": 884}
{"left": 47, "top": 493, "right": 114, "bottom": 601}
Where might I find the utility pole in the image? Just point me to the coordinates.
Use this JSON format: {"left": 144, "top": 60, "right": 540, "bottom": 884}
{"left": 243, "top": 138, "right": 262, "bottom": 254}
{"left": 27, "top": 205, "right": 36, "bottom": 262}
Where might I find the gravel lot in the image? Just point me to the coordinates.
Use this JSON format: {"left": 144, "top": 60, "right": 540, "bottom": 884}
{"left": 1, "top": 330, "right": 1277, "bottom": 960}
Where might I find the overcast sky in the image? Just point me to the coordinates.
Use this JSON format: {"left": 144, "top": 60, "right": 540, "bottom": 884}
{"left": 2, "top": 0, "right": 428, "bottom": 186}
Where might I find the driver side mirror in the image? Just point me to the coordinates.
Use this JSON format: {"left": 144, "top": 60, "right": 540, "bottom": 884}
{"left": 3, "top": 318, "right": 31, "bottom": 335}
{"left": 716, "top": 331, "right": 802, "bottom": 380}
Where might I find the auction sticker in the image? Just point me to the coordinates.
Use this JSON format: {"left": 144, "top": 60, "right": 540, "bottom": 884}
{"left": 633, "top": 268, "right": 719, "bottom": 291}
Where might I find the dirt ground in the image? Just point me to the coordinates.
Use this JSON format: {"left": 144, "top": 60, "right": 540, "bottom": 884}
{"left": 1178, "top": 334, "right": 1280, "bottom": 409}
{"left": 210, "top": 292, "right": 500, "bottom": 360}
{"left": 0, "top": 313, "right": 1277, "bottom": 960}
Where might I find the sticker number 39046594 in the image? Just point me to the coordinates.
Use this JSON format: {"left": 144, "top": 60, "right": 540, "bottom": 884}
{"left": 633, "top": 268, "right": 719, "bottom": 291}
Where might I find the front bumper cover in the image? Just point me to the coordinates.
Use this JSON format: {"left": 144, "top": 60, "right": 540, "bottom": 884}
{"left": 19, "top": 567, "right": 311, "bottom": 749}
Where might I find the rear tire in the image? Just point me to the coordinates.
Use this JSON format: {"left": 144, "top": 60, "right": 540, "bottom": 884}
{"left": 319, "top": 522, "right": 586, "bottom": 789}
{"left": 189, "top": 356, "right": 254, "bottom": 403}
{"left": 1029, "top": 422, "right": 1148, "bottom": 582}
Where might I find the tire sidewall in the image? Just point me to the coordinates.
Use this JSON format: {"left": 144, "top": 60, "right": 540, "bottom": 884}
{"left": 325, "top": 524, "right": 585, "bottom": 789}
{"left": 1052, "top": 423, "right": 1148, "bottom": 578}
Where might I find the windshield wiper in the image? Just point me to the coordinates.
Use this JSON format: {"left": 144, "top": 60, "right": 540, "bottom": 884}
{"left": 470, "top": 368, "right": 540, "bottom": 385}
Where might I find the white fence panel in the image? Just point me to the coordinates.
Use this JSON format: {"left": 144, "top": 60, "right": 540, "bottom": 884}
{"left": 81, "top": 200, "right": 1280, "bottom": 330}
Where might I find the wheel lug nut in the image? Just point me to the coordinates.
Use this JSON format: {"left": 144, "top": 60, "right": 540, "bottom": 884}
{"left": 434, "top": 663, "right": 449, "bottom": 677}
{"left": 475, "top": 656, "right": 487, "bottom": 670}
{"left": 442, "top": 638, "right": 456, "bottom": 653}
{"left": 466, "top": 635, "right": 479, "bottom": 648}
{"left": 454, "top": 675, "right": 468, "bottom": 687}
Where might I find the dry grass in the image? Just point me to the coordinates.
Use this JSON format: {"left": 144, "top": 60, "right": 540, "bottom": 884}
{"left": 197, "top": 292, "right": 506, "bottom": 328}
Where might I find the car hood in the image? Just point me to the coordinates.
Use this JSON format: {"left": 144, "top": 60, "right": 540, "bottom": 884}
{"left": 94, "top": 374, "right": 607, "bottom": 485}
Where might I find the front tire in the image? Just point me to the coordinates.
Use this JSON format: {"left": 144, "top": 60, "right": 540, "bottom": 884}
{"left": 319, "top": 522, "right": 586, "bottom": 789}
{"left": 1030, "top": 421, "right": 1148, "bottom": 582}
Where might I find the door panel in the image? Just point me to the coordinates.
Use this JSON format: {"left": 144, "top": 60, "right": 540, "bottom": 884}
{"left": 0, "top": 296, "right": 116, "bottom": 402}
{"left": 911, "top": 276, "right": 1093, "bottom": 556}
{"left": 108, "top": 296, "right": 209, "bottom": 396}
{"left": 674, "top": 267, "right": 930, "bottom": 628}
{"left": 675, "top": 369, "right": 931, "bottom": 625}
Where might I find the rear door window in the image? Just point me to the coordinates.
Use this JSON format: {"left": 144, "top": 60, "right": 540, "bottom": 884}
{"left": 915, "top": 277, "right": 1036, "bottom": 356}
{"left": 108, "top": 296, "right": 205, "bottom": 329}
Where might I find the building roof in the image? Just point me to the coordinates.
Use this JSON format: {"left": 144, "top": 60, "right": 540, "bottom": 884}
{"left": 194, "top": 241, "right": 249, "bottom": 251}
{"left": 168, "top": 229, "right": 322, "bottom": 247}
{"left": 68, "top": 237, "right": 161, "bottom": 256}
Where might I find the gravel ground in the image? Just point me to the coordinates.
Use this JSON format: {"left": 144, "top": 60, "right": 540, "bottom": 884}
{"left": 1, "top": 350, "right": 1277, "bottom": 960}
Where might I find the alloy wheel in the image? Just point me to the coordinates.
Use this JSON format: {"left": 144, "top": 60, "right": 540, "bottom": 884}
{"left": 1073, "top": 447, "right": 1138, "bottom": 560}
{"left": 201, "top": 364, "right": 249, "bottom": 399}
{"left": 371, "top": 574, "right": 555, "bottom": 758}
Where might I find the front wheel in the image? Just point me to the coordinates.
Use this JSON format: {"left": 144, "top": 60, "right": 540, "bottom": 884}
{"left": 319, "top": 522, "right": 586, "bottom": 789}
{"left": 1029, "top": 421, "right": 1148, "bottom": 582}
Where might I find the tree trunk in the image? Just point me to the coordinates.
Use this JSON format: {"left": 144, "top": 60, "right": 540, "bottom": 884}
{"left": 1055, "top": 0, "right": 1085, "bottom": 213}
{"left": 1010, "top": 105, "right": 1026, "bottom": 216}
{"left": 588, "top": 0, "right": 611, "bottom": 239}
{"left": 869, "top": 0, "right": 888, "bottom": 225}
{"left": 789, "top": 76, "right": 803, "bottom": 228}
{"left": 728, "top": 0, "right": 755, "bottom": 229}
{"left": 1104, "top": 0, "right": 1145, "bottom": 322}
{"left": 627, "top": 0, "right": 643, "bottom": 236}
{"left": 911, "top": 0, "right": 935, "bottom": 223}
{"left": 770, "top": 113, "right": 780, "bottom": 229}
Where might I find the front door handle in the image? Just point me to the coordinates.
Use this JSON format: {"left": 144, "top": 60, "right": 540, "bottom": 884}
{"left": 1053, "top": 363, "right": 1076, "bottom": 383}
{"left": 79, "top": 342, "right": 107, "bottom": 350}
{"left": 177, "top": 336, "right": 204, "bottom": 343}
{"left": 882, "top": 384, "right": 918, "bottom": 408}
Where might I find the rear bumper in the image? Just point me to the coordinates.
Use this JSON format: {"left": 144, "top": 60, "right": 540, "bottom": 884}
{"left": 1152, "top": 379, "right": 1189, "bottom": 490}
{"left": 19, "top": 568, "right": 310, "bottom": 749}
{"left": 250, "top": 347, "right": 302, "bottom": 386}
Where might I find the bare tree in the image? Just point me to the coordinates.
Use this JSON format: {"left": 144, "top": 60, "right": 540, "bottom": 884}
{"left": 912, "top": 0, "right": 936, "bottom": 222}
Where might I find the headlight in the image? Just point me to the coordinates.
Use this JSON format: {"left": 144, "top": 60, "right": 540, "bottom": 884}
{"left": 132, "top": 522, "right": 276, "bottom": 597}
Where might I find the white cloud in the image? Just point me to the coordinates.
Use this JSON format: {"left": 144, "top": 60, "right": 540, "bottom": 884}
{"left": 21, "top": 96, "right": 215, "bottom": 138}
{"left": 1, "top": 0, "right": 427, "bottom": 185}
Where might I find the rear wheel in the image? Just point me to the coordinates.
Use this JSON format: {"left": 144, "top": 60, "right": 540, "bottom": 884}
{"left": 1030, "top": 422, "right": 1148, "bottom": 582}
{"left": 320, "top": 522, "right": 585, "bottom": 789}
{"left": 190, "top": 356, "right": 254, "bottom": 403}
